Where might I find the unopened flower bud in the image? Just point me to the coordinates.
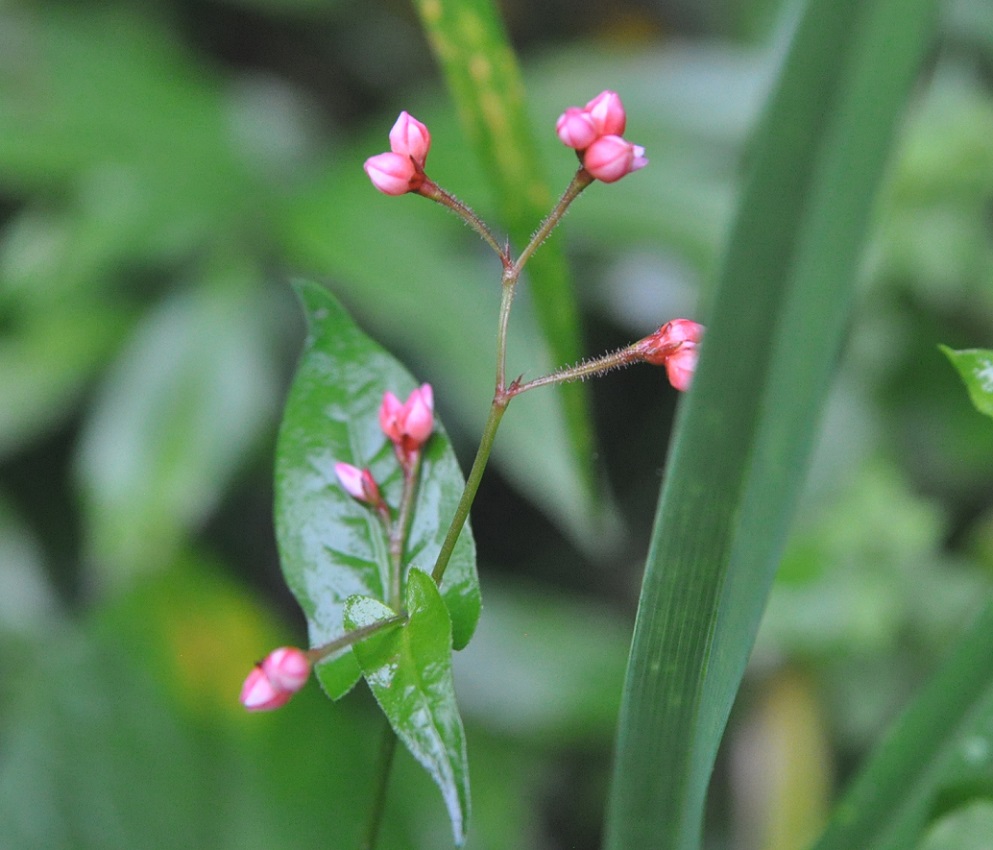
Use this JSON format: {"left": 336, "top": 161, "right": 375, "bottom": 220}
{"left": 556, "top": 107, "right": 599, "bottom": 150}
{"left": 582, "top": 135, "right": 648, "bottom": 183}
{"left": 662, "top": 343, "right": 699, "bottom": 391}
{"left": 364, "top": 151, "right": 420, "bottom": 195}
{"left": 388, "top": 111, "right": 431, "bottom": 169}
{"left": 335, "top": 462, "right": 383, "bottom": 505}
{"left": 585, "top": 90, "right": 627, "bottom": 137}
{"left": 240, "top": 646, "right": 311, "bottom": 712}
{"left": 379, "top": 384, "right": 434, "bottom": 458}
{"left": 402, "top": 384, "right": 434, "bottom": 444}
{"left": 634, "top": 319, "right": 705, "bottom": 392}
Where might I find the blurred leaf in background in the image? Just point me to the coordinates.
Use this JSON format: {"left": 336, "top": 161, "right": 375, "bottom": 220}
{"left": 2, "top": 0, "right": 993, "bottom": 847}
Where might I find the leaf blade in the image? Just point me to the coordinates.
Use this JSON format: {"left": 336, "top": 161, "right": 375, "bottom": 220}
{"left": 274, "top": 281, "right": 480, "bottom": 700}
{"left": 346, "top": 569, "right": 471, "bottom": 846}
{"left": 941, "top": 346, "right": 993, "bottom": 420}
{"left": 602, "top": 1, "right": 938, "bottom": 848}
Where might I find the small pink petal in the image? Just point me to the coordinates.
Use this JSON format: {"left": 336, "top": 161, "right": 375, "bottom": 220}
{"left": 582, "top": 135, "right": 648, "bottom": 183}
{"left": 379, "top": 391, "right": 404, "bottom": 442}
{"left": 240, "top": 665, "right": 292, "bottom": 712}
{"left": 402, "top": 384, "right": 434, "bottom": 445}
{"left": 584, "top": 90, "right": 627, "bottom": 137}
{"left": 364, "top": 151, "right": 418, "bottom": 195}
{"left": 335, "top": 462, "right": 367, "bottom": 500}
{"left": 261, "top": 647, "right": 311, "bottom": 693}
{"left": 556, "top": 107, "right": 598, "bottom": 150}
{"left": 388, "top": 111, "right": 431, "bottom": 168}
{"left": 664, "top": 343, "right": 699, "bottom": 392}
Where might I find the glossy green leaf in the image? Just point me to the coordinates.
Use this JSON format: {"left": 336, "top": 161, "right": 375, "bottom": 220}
{"left": 602, "top": 1, "right": 937, "bottom": 848}
{"left": 274, "top": 281, "right": 480, "bottom": 700}
{"left": 411, "top": 0, "right": 596, "bottom": 503}
{"left": 345, "top": 569, "right": 470, "bottom": 846}
{"left": 941, "top": 347, "right": 993, "bottom": 419}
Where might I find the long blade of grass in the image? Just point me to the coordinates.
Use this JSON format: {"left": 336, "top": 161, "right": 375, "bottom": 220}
{"left": 602, "top": 1, "right": 937, "bottom": 848}
{"left": 411, "top": 0, "right": 597, "bottom": 503}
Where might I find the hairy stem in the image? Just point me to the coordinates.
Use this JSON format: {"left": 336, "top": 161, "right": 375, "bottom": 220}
{"left": 512, "top": 169, "right": 593, "bottom": 275}
{"left": 511, "top": 343, "right": 643, "bottom": 396}
{"left": 431, "top": 397, "right": 508, "bottom": 585}
{"left": 418, "top": 180, "right": 510, "bottom": 264}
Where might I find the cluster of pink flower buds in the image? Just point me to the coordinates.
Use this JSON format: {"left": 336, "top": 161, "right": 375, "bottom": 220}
{"left": 634, "top": 319, "right": 704, "bottom": 391}
{"left": 334, "top": 383, "right": 435, "bottom": 511}
{"left": 240, "top": 646, "right": 311, "bottom": 712}
{"left": 364, "top": 112, "right": 432, "bottom": 196}
{"left": 556, "top": 90, "right": 648, "bottom": 183}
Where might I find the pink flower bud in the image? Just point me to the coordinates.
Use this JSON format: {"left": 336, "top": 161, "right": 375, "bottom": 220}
{"left": 364, "top": 151, "right": 421, "bottom": 195}
{"left": 633, "top": 319, "right": 705, "bottom": 392}
{"left": 379, "top": 383, "right": 435, "bottom": 459}
{"left": 585, "top": 90, "right": 627, "bottom": 137}
{"left": 663, "top": 343, "right": 699, "bottom": 391}
{"left": 261, "top": 646, "right": 311, "bottom": 691}
{"left": 335, "top": 462, "right": 382, "bottom": 505}
{"left": 582, "top": 135, "right": 648, "bottom": 183}
{"left": 240, "top": 646, "right": 311, "bottom": 712}
{"left": 556, "top": 107, "right": 599, "bottom": 150}
{"left": 403, "top": 384, "right": 434, "bottom": 445}
{"left": 378, "top": 391, "right": 405, "bottom": 444}
{"left": 388, "top": 111, "right": 431, "bottom": 169}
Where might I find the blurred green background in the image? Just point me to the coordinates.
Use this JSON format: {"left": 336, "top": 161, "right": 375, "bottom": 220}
{"left": 2, "top": 0, "right": 993, "bottom": 848}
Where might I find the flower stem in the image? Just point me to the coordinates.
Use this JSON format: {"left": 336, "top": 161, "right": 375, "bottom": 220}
{"left": 389, "top": 451, "right": 423, "bottom": 612}
{"left": 418, "top": 180, "right": 510, "bottom": 264}
{"left": 512, "top": 169, "right": 593, "bottom": 275}
{"left": 431, "top": 169, "right": 595, "bottom": 586}
{"left": 360, "top": 718, "right": 397, "bottom": 850}
{"left": 510, "top": 343, "right": 642, "bottom": 396}
{"left": 431, "top": 397, "right": 508, "bottom": 585}
{"left": 305, "top": 614, "right": 407, "bottom": 665}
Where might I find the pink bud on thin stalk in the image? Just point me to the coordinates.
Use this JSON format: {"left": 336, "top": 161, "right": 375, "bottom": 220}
{"left": 364, "top": 151, "right": 421, "bottom": 196}
{"left": 388, "top": 111, "right": 431, "bottom": 169}
{"left": 582, "top": 135, "right": 648, "bottom": 183}
{"left": 556, "top": 107, "right": 599, "bottom": 150}
{"left": 584, "top": 90, "right": 627, "bottom": 137}
{"left": 240, "top": 647, "right": 311, "bottom": 712}
{"left": 379, "top": 384, "right": 434, "bottom": 456}
{"left": 634, "top": 319, "right": 705, "bottom": 391}
{"left": 335, "top": 462, "right": 383, "bottom": 506}
{"left": 364, "top": 111, "right": 433, "bottom": 195}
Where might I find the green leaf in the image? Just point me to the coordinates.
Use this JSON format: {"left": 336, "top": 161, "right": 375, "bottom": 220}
{"left": 411, "top": 0, "right": 596, "bottom": 506}
{"left": 75, "top": 271, "right": 279, "bottom": 587}
{"left": 345, "top": 569, "right": 471, "bottom": 846}
{"left": 941, "top": 347, "right": 993, "bottom": 419}
{"left": 809, "top": 601, "right": 993, "bottom": 850}
{"left": 602, "top": 1, "right": 938, "bottom": 848}
{"left": 918, "top": 801, "right": 993, "bottom": 850}
{"left": 0, "top": 305, "right": 130, "bottom": 458}
{"left": 274, "top": 281, "right": 480, "bottom": 701}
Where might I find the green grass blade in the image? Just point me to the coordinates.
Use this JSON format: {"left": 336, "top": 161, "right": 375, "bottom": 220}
{"left": 809, "top": 600, "right": 993, "bottom": 850}
{"left": 602, "top": 1, "right": 937, "bottom": 848}
{"left": 410, "top": 0, "right": 596, "bottom": 502}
